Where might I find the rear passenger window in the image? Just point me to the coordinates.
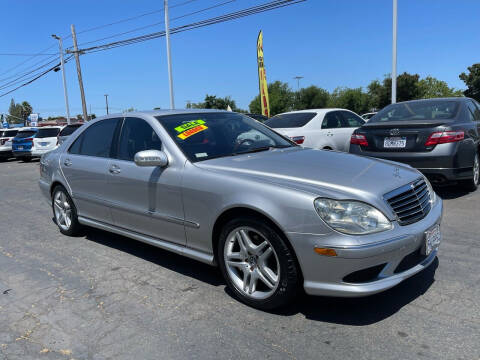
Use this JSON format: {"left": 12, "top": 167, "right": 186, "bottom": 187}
{"left": 117, "top": 117, "right": 162, "bottom": 161}
{"left": 322, "top": 112, "right": 344, "bottom": 129}
{"left": 340, "top": 111, "right": 365, "bottom": 127}
{"left": 69, "top": 118, "right": 120, "bottom": 158}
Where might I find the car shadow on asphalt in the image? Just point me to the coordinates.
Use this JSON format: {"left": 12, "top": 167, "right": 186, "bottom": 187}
{"left": 83, "top": 226, "right": 439, "bottom": 325}
{"left": 83, "top": 227, "right": 224, "bottom": 287}
{"left": 274, "top": 257, "right": 439, "bottom": 325}
{"left": 434, "top": 185, "right": 471, "bottom": 200}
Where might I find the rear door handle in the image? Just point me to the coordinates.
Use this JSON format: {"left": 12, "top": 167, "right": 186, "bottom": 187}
{"left": 64, "top": 159, "right": 72, "bottom": 167}
{"left": 109, "top": 164, "right": 121, "bottom": 174}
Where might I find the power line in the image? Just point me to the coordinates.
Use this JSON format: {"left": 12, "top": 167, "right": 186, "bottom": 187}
{"left": 0, "top": 44, "right": 57, "bottom": 77}
{"left": 0, "top": 57, "right": 60, "bottom": 90}
{"left": 73, "top": 0, "right": 237, "bottom": 48}
{"left": 72, "top": 0, "right": 305, "bottom": 55}
{"left": 0, "top": 56, "right": 72, "bottom": 98}
{"left": 0, "top": 53, "right": 57, "bottom": 56}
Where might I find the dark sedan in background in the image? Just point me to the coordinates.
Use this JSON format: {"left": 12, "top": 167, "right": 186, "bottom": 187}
{"left": 350, "top": 97, "right": 480, "bottom": 191}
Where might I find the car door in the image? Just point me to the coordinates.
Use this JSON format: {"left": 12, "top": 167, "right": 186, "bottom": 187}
{"left": 60, "top": 118, "right": 121, "bottom": 224}
{"left": 339, "top": 111, "right": 366, "bottom": 152}
{"left": 321, "top": 111, "right": 344, "bottom": 150}
{"left": 106, "top": 117, "right": 186, "bottom": 246}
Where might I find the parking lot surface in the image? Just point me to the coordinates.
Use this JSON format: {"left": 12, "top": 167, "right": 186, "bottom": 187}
{"left": 0, "top": 160, "right": 479, "bottom": 360}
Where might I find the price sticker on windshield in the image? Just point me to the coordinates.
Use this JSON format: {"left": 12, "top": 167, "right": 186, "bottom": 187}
{"left": 178, "top": 124, "right": 208, "bottom": 140}
{"left": 175, "top": 119, "right": 206, "bottom": 133}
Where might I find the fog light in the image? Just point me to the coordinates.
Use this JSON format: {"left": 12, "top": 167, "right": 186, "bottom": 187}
{"left": 314, "top": 247, "right": 337, "bottom": 257}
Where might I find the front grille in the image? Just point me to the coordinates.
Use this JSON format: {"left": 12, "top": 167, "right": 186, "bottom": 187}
{"left": 385, "top": 178, "right": 432, "bottom": 225}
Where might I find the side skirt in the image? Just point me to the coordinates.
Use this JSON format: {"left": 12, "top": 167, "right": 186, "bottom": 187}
{"left": 78, "top": 216, "right": 215, "bottom": 266}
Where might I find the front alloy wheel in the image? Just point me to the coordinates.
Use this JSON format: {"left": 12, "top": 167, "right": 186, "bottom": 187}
{"left": 218, "top": 217, "right": 299, "bottom": 310}
{"left": 224, "top": 227, "right": 280, "bottom": 299}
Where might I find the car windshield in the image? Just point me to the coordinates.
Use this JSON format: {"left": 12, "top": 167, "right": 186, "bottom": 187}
{"left": 264, "top": 112, "right": 316, "bottom": 128}
{"left": 370, "top": 101, "right": 460, "bottom": 122}
{"left": 16, "top": 130, "right": 36, "bottom": 138}
{"left": 36, "top": 128, "right": 60, "bottom": 138}
{"left": 59, "top": 124, "right": 82, "bottom": 136}
{"left": 156, "top": 112, "right": 295, "bottom": 162}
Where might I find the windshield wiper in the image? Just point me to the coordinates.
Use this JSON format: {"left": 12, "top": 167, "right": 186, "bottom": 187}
{"left": 232, "top": 145, "right": 292, "bottom": 156}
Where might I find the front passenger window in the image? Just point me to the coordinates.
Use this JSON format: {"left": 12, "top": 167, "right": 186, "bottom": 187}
{"left": 117, "top": 117, "right": 162, "bottom": 161}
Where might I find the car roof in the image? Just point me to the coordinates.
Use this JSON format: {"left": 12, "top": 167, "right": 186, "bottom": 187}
{"left": 394, "top": 97, "right": 467, "bottom": 105}
{"left": 18, "top": 127, "right": 38, "bottom": 131}
{"left": 38, "top": 126, "right": 62, "bottom": 129}
{"left": 275, "top": 108, "right": 354, "bottom": 116}
{"left": 95, "top": 109, "right": 228, "bottom": 121}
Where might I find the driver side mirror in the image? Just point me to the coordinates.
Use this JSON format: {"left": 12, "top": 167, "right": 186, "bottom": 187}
{"left": 134, "top": 150, "right": 168, "bottom": 167}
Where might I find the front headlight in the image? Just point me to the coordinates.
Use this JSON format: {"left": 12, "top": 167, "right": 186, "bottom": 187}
{"left": 424, "top": 176, "right": 436, "bottom": 204}
{"left": 314, "top": 198, "right": 392, "bottom": 235}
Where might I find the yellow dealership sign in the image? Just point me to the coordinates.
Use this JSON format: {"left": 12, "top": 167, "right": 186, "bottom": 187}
{"left": 257, "top": 30, "right": 270, "bottom": 118}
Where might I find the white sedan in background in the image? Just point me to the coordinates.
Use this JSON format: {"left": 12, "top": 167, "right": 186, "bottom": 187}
{"left": 264, "top": 109, "right": 365, "bottom": 152}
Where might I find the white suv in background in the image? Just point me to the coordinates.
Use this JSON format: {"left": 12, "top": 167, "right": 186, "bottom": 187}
{"left": 31, "top": 126, "right": 62, "bottom": 158}
{"left": 264, "top": 109, "right": 365, "bottom": 152}
{"left": 0, "top": 129, "right": 19, "bottom": 161}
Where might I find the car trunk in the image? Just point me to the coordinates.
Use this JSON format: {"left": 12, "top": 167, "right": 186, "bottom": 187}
{"left": 360, "top": 120, "right": 453, "bottom": 152}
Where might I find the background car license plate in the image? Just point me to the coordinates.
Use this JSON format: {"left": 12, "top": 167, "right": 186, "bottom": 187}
{"left": 18, "top": 146, "right": 23, "bottom": 150}
{"left": 424, "top": 224, "right": 441, "bottom": 255}
{"left": 384, "top": 137, "right": 406, "bottom": 148}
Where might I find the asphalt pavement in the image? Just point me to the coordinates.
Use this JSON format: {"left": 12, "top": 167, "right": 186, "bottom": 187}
{"left": 0, "top": 159, "right": 478, "bottom": 360}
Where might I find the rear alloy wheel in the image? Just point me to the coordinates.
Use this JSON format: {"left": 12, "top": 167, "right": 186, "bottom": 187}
{"left": 461, "top": 153, "right": 479, "bottom": 192}
{"left": 52, "top": 186, "right": 82, "bottom": 236}
{"left": 218, "top": 217, "right": 299, "bottom": 310}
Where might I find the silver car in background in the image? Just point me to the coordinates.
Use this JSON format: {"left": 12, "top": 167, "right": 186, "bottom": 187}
{"left": 39, "top": 110, "right": 442, "bottom": 310}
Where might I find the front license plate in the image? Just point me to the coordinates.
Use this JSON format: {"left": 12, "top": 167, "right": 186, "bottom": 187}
{"left": 384, "top": 137, "right": 406, "bottom": 148}
{"left": 424, "top": 224, "right": 441, "bottom": 255}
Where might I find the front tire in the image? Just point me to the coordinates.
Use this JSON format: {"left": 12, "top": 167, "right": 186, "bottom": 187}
{"left": 460, "top": 153, "right": 479, "bottom": 192}
{"left": 217, "top": 217, "right": 300, "bottom": 310}
{"left": 52, "top": 185, "right": 82, "bottom": 236}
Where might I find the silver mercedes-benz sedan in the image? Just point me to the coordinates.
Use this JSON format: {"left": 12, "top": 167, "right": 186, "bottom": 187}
{"left": 39, "top": 110, "right": 442, "bottom": 310}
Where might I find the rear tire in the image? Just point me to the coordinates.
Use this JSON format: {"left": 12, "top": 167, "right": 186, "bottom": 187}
{"left": 217, "top": 216, "right": 300, "bottom": 310}
{"left": 460, "top": 153, "right": 479, "bottom": 192}
{"left": 52, "top": 185, "right": 82, "bottom": 236}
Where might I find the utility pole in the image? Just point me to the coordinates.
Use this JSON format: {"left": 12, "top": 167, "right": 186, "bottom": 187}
{"left": 293, "top": 76, "right": 304, "bottom": 90}
{"left": 70, "top": 24, "right": 89, "bottom": 122}
{"left": 392, "top": 0, "right": 398, "bottom": 104}
{"left": 52, "top": 35, "right": 71, "bottom": 125}
{"left": 104, "top": 94, "right": 109, "bottom": 114}
{"left": 164, "top": 0, "right": 175, "bottom": 109}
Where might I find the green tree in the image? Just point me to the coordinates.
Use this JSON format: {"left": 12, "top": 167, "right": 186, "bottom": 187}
{"left": 328, "top": 87, "right": 371, "bottom": 114}
{"left": 366, "top": 72, "right": 421, "bottom": 109}
{"left": 124, "top": 107, "right": 137, "bottom": 113}
{"left": 294, "top": 86, "right": 330, "bottom": 110}
{"left": 418, "top": 76, "right": 463, "bottom": 98}
{"left": 249, "top": 81, "right": 295, "bottom": 116}
{"left": 459, "top": 63, "right": 480, "bottom": 101}
{"left": 188, "top": 95, "right": 239, "bottom": 111}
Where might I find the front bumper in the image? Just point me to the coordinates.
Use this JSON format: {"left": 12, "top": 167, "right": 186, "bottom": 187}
{"left": 288, "top": 197, "right": 443, "bottom": 297}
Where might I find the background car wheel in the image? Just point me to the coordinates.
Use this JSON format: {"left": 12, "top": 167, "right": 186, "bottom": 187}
{"left": 217, "top": 217, "right": 300, "bottom": 310}
{"left": 52, "top": 185, "right": 82, "bottom": 236}
{"left": 460, "top": 153, "right": 479, "bottom": 191}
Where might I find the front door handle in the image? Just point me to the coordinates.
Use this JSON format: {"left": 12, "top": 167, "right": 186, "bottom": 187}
{"left": 64, "top": 159, "right": 72, "bottom": 167}
{"left": 109, "top": 164, "right": 121, "bottom": 174}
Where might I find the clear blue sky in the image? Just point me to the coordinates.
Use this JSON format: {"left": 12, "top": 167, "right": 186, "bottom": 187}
{"left": 0, "top": 0, "right": 478, "bottom": 117}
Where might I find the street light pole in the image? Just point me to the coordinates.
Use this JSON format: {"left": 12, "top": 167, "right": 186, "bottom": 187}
{"left": 104, "top": 94, "right": 109, "bottom": 115}
{"left": 392, "top": 0, "right": 398, "bottom": 104}
{"left": 164, "top": 0, "right": 175, "bottom": 109}
{"left": 52, "top": 34, "right": 71, "bottom": 125}
{"left": 293, "top": 76, "right": 304, "bottom": 90}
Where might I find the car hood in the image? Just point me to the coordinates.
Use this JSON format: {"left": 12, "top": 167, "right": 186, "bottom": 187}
{"left": 195, "top": 147, "right": 422, "bottom": 203}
